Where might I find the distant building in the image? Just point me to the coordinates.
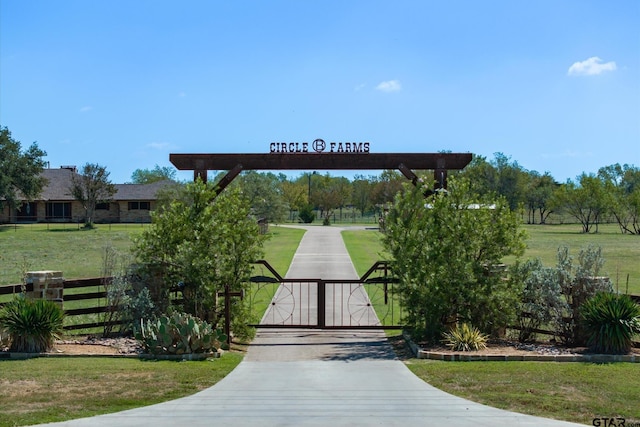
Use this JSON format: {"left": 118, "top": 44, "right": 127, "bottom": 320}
{"left": 0, "top": 166, "right": 174, "bottom": 224}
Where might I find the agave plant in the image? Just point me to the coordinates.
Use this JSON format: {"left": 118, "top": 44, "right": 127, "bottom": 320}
{"left": 442, "top": 323, "right": 488, "bottom": 352}
{"left": 135, "top": 311, "right": 226, "bottom": 355}
{"left": 0, "top": 297, "right": 65, "bottom": 353}
{"left": 581, "top": 292, "right": 640, "bottom": 354}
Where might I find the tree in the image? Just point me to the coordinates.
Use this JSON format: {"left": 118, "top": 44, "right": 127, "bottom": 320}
{"left": 523, "top": 171, "right": 556, "bottom": 224}
{"left": 0, "top": 127, "right": 47, "bottom": 210}
{"left": 130, "top": 165, "right": 177, "bottom": 184}
{"left": 370, "top": 170, "right": 405, "bottom": 211}
{"left": 552, "top": 174, "right": 610, "bottom": 233}
{"left": 598, "top": 164, "right": 640, "bottom": 234}
{"left": 69, "top": 163, "right": 117, "bottom": 227}
{"left": 461, "top": 153, "right": 527, "bottom": 211}
{"left": 237, "top": 171, "right": 288, "bottom": 224}
{"left": 311, "top": 173, "right": 346, "bottom": 222}
{"left": 383, "top": 177, "right": 526, "bottom": 341}
{"left": 280, "top": 179, "right": 307, "bottom": 221}
{"left": 132, "top": 180, "right": 265, "bottom": 337}
{"left": 351, "top": 175, "right": 374, "bottom": 217}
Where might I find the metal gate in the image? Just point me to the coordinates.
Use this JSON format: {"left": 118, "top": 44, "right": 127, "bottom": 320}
{"left": 248, "top": 261, "right": 403, "bottom": 330}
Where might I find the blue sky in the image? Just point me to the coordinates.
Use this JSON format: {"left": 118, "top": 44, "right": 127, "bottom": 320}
{"left": 1, "top": 0, "right": 638, "bottom": 184}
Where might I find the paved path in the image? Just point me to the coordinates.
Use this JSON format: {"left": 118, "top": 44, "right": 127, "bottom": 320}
{"left": 42, "top": 225, "right": 583, "bottom": 426}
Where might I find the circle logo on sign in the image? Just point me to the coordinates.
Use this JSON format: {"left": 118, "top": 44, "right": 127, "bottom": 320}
{"left": 312, "top": 139, "right": 326, "bottom": 153}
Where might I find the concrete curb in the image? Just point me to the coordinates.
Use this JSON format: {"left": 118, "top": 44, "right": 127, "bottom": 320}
{"left": 402, "top": 331, "right": 640, "bottom": 363}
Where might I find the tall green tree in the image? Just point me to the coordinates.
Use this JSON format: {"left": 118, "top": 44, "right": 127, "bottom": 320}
{"left": 133, "top": 181, "right": 265, "bottom": 335}
{"left": 462, "top": 153, "right": 527, "bottom": 210}
{"left": 0, "top": 127, "right": 47, "bottom": 210}
{"left": 524, "top": 171, "right": 556, "bottom": 224}
{"left": 552, "top": 174, "right": 610, "bottom": 233}
{"left": 351, "top": 175, "right": 374, "bottom": 216}
{"left": 370, "top": 170, "right": 405, "bottom": 210}
{"left": 69, "top": 163, "right": 117, "bottom": 227}
{"left": 130, "top": 165, "right": 177, "bottom": 184}
{"left": 383, "top": 177, "right": 526, "bottom": 341}
{"left": 237, "top": 171, "right": 288, "bottom": 224}
{"left": 598, "top": 163, "right": 640, "bottom": 234}
{"left": 280, "top": 179, "right": 307, "bottom": 221}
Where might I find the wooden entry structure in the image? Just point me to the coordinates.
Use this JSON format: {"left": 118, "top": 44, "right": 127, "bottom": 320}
{"left": 170, "top": 152, "right": 473, "bottom": 193}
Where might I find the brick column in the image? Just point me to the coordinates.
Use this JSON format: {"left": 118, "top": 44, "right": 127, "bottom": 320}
{"left": 25, "top": 271, "right": 64, "bottom": 308}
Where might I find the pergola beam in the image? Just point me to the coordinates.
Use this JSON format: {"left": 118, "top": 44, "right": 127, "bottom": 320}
{"left": 171, "top": 153, "right": 472, "bottom": 172}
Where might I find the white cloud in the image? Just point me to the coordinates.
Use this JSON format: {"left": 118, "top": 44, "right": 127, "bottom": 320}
{"left": 146, "top": 142, "right": 171, "bottom": 150}
{"left": 375, "top": 80, "right": 401, "bottom": 92}
{"left": 79, "top": 106, "right": 93, "bottom": 112}
{"left": 567, "top": 57, "right": 617, "bottom": 76}
{"left": 354, "top": 83, "right": 366, "bottom": 92}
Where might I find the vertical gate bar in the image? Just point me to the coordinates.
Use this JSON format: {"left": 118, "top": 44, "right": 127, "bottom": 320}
{"left": 333, "top": 282, "right": 336, "bottom": 326}
{"left": 317, "top": 280, "right": 326, "bottom": 328}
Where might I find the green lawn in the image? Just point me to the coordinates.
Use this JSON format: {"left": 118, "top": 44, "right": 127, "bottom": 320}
{"left": 0, "top": 354, "right": 242, "bottom": 427}
{"left": 343, "top": 223, "right": 640, "bottom": 295}
{"left": 0, "top": 223, "right": 145, "bottom": 285}
{"left": 0, "top": 223, "right": 304, "bottom": 286}
{"left": 515, "top": 223, "right": 640, "bottom": 294}
{"left": 406, "top": 359, "right": 640, "bottom": 426}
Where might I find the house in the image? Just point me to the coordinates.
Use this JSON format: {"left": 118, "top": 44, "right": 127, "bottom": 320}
{"left": 0, "top": 166, "right": 174, "bottom": 224}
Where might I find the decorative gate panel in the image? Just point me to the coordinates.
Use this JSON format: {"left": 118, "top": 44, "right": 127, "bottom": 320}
{"left": 248, "top": 261, "right": 403, "bottom": 330}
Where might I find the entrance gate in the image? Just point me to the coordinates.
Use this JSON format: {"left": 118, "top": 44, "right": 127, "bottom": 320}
{"left": 248, "top": 260, "right": 402, "bottom": 330}
{"left": 169, "top": 145, "right": 472, "bottom": 330}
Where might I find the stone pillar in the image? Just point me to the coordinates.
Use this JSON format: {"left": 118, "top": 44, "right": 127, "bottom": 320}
{"left": 25, "top": 271, "right": 64, "bottom": 308}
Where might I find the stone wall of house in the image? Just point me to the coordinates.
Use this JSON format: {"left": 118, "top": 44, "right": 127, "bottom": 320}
{"left": 117, "top": 201, "right": 153, "bottom": 223}
{"left": 94, "top": 202, "right": 121, "bottom": 223}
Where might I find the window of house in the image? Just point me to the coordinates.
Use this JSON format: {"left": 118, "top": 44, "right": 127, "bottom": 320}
{"left": 128, "top": 201, "right": 151, "bottom": 210}
{"left": 96, "top": 202, "right": 110, "bottom": 210}
{"left": 17, "top": 202, "right": 38, "bottom": 220}
{"left": 46, "top": 202, "right": 71, "bottom": 219}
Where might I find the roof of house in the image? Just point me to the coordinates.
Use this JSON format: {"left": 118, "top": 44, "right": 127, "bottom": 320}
{"left": 32, "top": 168, "right": 173, "bottom": 201}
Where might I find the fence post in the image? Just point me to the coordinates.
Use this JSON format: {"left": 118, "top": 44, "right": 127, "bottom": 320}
{"left": 25, "top": 271, "right": 64, "bottom": 309}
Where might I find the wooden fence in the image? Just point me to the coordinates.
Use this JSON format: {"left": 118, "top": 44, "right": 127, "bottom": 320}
{"left": 1, "top": 279, "right": 639, "bottom": 338}
{"left": 0, "top": 278, "right": 124, "bottom": 332}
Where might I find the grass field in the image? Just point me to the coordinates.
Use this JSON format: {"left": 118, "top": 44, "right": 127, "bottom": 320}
{"left": 0, "top": 353, "right": 242, "bottom": 427}
{"left": 0, "top": 223, "right": 304, "bottom": 286}
{"left": 0, "top": 223, "right": 147, "bottom": 285}
{"left": 406, "top": 359, "right": 640, "bottom": 426}
{"left": 343, "top": 223, "right": 640, "bottom": 295}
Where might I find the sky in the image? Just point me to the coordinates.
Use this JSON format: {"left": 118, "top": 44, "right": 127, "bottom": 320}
{"left": 1, "top": 0, "right": 639, "bottom": 184}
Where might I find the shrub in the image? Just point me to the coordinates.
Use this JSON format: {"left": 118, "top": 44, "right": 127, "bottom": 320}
{"left": 511, "top": 258, "right": 568, "bottom": 342}
{"left": 442, "top": 323, "right": 488, "bottom": 352}
{"left": 554, "top": 245, "right": 612, "bottom": 345}
{"left": 580, "top": 292, "right": 640, "bottom": 354}
{"left": 383, "top": 178, "right": 526, "bottom": 342}
{"left": 135, "top": 311, "right": 226, "bottom": 355}
{"left": 0, "top": 297, "right": 65, "bottom": 353}
{"left": 298, "top": 204, "right": 315, "bottom": 223}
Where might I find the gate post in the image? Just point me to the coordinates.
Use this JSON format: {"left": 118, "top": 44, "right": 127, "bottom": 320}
{"left": 317, "top": 280, "right": 326, "bottom": 328}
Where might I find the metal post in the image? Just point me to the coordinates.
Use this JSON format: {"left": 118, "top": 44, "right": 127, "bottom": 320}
{"left": 317, "top": 280, "right": 326, "bottom": 328}
{"left": 224, "top": 284, "right": 231, "bottom": 347}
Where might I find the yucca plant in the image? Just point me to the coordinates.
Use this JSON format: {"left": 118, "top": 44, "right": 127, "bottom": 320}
{"left": 0, "top": 297, "right": 65, "bottom": 353}
{"left": 442, "top": 323, "right": 488, "bottom": 352}
{"left": 581, "top": 292, "right": 640, "bottom": 354}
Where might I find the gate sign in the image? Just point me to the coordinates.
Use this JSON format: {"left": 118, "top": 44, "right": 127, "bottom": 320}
{"left": 269, "top": 139, "right": 370, "bottom": 154}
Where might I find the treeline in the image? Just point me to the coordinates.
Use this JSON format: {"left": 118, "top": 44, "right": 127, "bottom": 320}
{"left": 142, "top": 153, "right": 639, "bottom": 234}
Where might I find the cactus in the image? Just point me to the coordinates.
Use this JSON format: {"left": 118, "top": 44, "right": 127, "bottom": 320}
{"left": 135, "top": 312, "right": 223, "bottom": 355}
